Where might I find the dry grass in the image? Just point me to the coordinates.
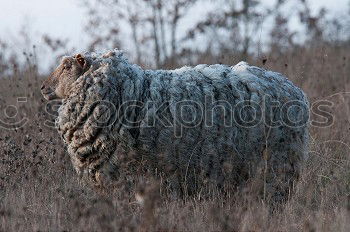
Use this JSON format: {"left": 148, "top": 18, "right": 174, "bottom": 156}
{"left": 0, "top": 43, "right": 350, "bottom": 231}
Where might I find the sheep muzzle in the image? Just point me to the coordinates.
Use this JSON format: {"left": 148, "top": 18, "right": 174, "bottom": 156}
{"left": 41, "top": 84, "right": 58, "bottom": 100}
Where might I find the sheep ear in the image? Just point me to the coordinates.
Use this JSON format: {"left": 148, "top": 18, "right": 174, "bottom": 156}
{"left": 75, "top": 54, "right": 86, "bottom": 68}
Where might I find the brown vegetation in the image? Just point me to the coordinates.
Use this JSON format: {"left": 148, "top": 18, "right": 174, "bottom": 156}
{"left": 0, "top": 42, "right": 349, "bottom": 231}
{"left": 0, "top": 0, "right": 350, "bottom": 230}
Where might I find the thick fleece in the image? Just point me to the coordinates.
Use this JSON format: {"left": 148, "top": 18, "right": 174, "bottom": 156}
{"left": 55, "top": 50, "right": 309, "bottom": 199}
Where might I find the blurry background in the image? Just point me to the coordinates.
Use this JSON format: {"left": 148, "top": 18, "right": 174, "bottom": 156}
{"left": 0, "top": 0, "right": 349, "bottom": 73}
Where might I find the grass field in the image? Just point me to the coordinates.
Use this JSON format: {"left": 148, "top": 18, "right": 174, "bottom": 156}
{"left": 0, "top": 44, "right": 350, "bottom": 231}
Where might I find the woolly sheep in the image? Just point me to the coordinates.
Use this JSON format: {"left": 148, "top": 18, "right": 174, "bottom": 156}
{"left": 41, "top": 50, "right": 309, "bottom": 201}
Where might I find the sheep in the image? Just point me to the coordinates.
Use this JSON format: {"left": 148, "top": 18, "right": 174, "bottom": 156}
{"left": 41, "top": 49, "right": 309, "bottom": 201}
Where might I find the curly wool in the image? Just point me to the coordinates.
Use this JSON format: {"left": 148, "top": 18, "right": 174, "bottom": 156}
{"left": 57, "top": 50, "right": 309, "bottom": 198}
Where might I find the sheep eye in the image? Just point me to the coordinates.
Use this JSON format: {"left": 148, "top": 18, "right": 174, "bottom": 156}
{"left": 63, "top": 64, "right": 71, "bottom": 70}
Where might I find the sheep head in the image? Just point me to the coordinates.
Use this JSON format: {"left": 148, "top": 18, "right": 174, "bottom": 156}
{"left": 41, "top": 54, "right": 90, "bottom": 100}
